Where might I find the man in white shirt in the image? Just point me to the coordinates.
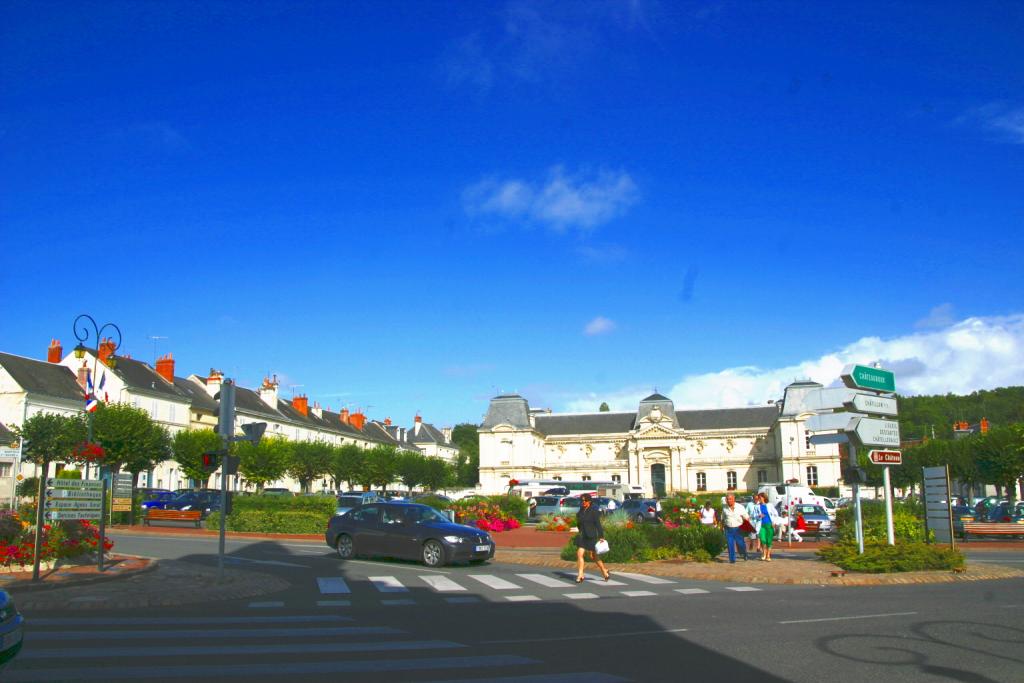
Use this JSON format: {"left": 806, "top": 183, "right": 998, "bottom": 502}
{"left": 721, "top": 494, "right": 750, "bottom": 563}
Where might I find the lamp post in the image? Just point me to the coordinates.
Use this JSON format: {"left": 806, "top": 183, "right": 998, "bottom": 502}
{"left": 72, "top": 314, "right": 122, "bottom": 572}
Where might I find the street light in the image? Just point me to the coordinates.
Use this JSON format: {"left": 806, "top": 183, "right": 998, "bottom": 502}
{"left": 72, "top": 313, "right": 122, "bottom": 572}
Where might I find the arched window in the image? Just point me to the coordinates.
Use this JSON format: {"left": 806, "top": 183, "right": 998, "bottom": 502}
{"left": 696, "top": 472, "right": 707, "bottom": 491}
{"left": 611, "top": 474, "right": 621, "bottom": 483}
{"left": 757, "top": 469, "right": 768, "bottom": 484}
{"left": 806, "top": 465, "right": 819, "bottom": 487}
{"left": 726, "top": 471, "right": 737, "bottom": 490}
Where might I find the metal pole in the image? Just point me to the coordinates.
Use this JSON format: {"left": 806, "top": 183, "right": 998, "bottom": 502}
{"left": 883, "top": 465, "right": 895, "bottom": 545}
{"left": 218, "top": 453, "right": 228, "bottom": 583}
{"left": 216, "top": 379, "right": 236, "bottom": 584}
{"left": 853, "top": 483, "right": 864, "bottom": 554}
{"left": 31, "top": 460, "right": 48, "bottom": 581}
{"left": 98, "top": 472, "right": 107, "bottom": 571}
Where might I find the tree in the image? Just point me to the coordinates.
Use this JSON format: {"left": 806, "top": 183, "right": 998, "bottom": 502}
{"left": 421, "top": 457, "right": 455, "bottom": 492}
{"left": 396, "top": 451, "right": 428, "bottom": 492}
{"left": 172, "top": 429, "right": 223, "bottom": 488}
{"left": 237, "top": 437, "right": 292, "bottom": 491}
{"left": 599, "top": 402, "right": 610, "bottom": 412}
{"left": 287, "top": 441, "right": 333, "bottom": 493}
{"left": 92, "top": 402, "right": 170, "bottom": 480}
{"left": 975, "top": 425, "right": 1024, "bottom": 500}
{"left": 15, "top": 412, "right": 87, "bottom": 469}
{"left": 365, "top": 445, "right": 399, "bottom": 492}
{"left": 451, "top": 423, "right": 480, "bottom": 487}
{"left": 330, "top": 444, "right": 365, "bottom": 491}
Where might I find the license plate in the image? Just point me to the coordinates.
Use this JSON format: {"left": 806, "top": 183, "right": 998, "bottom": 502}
{"left": 474, "top": 544, "right": 490, "bottom": 552}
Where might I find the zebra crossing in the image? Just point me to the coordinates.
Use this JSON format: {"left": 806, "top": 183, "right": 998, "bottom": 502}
{"left": 252, "top": 571, "right": 763, "bottom": 609}
{"left": 5, "top": 613, "right": 629, "bottom": 682}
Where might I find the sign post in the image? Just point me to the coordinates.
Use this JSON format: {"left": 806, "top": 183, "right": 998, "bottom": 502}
{"left": 923, "top": 465, "right": 955, "bottom": 549}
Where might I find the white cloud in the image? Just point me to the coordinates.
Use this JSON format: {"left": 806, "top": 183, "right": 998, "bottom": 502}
{"left": 583, "top": 316, "right": 616, "bottom": 336}
{"left": 564, "top": 313, "right": 1024, "bottom": 412}
{"left": 915, "top": 303, "right": 955, "bottom": 329}
{"left": 959, "top": 103, "right": 1024, "bottom": 145}
{"left": 463, "top": 166, "right": 638, "bottom": 231}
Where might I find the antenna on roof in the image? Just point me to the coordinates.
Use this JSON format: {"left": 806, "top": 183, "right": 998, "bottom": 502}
{"left": 287, "top": 384, "right": 304, "bottom": 397}
{"left": 148, "top": 335, "right": 168, "bottom": 361}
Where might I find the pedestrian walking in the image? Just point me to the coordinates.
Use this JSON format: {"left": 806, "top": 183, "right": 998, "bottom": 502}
{"left": 721, "top": 494, "right": 750, "bottom": 563}
{"left": 699, "top": 501, "right": 717, "bottom": 527}
{"left": 744, "top": 495, "right": 761, "bottom": 555}
{"left": 574, "top": 493, "right": 610, "bottom": 583}
{"left": 757, "top": 494, "right": 776, "bottom": 561}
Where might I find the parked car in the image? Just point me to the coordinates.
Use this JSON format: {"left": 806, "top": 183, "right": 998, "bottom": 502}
{"left": 335, "top": 492, "right": 380, "bottom": 516}
{"left": 543, "top": 486, "right": 570, "bottom": 496}
{"left": 986, "top": 502, "right": 1024, "bottom": 524}
{"left": 821, "top": 497, "right": 837, "bottom": 522}
{"left": 951, "top": 505, "right": 977, "bottom": 535}
{"left": 974, "top": 496, "right": 1007, "bottom": 517}
{"left": 620, "top": 498, "right": 661, "bottom": 523}
{"left": 137, "top": 487, "right": 172, "bottom": 499}
{"left": 140, "top": 490, "right": 179, "bottom": 510}
{"left": 788, "top": 504, "right": 832, "bottom": 533}
{"left": 261, "top": 488, "right": 293, "bottom": 497}
{"left": 326, "top": 501, "right": 495, "bottom": 567}
{"left": 529, "top": 495, "right": 581, "bottom": 518}
{"left": 162, "top": 490, "right": 223, "bottom": 518}
{"left": 0, "top": 590, "right": 24, "bottom": 667}
{"left": 593, "top": 496, "right": 620, "bottom": 515}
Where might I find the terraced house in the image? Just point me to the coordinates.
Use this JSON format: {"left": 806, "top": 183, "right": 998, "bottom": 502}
{"left": 0, "top": 340, "right": 454, "bottom": 493}
{"left": 478, "top": 383, "right": 842, "bottom": 497}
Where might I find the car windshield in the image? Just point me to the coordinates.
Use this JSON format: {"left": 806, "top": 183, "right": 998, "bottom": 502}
{"left": 534, "top": 496, "right": 557, "bottom": 506}
{"left": 406, "top": 506, "right": 449, "bottom": 524}
{"left": 172, "top": 492, "right": 198, "bottom": 502}
{"left": 797, "top": 505, "right": 825, "bottom": 515}
{"left": 562, "top": 498, "right": 581, "bottom": 508}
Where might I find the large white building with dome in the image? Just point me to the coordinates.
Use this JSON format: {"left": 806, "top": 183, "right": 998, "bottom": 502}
{"left": 477, "top": 382, "right": 842, "bottom": 497}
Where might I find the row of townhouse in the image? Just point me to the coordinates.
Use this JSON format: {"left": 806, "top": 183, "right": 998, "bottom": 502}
{"left": 0, "top": 339, "right": 460, "bottom": 498}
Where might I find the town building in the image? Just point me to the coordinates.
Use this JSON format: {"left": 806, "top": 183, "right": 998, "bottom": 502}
{"left": 477, "top": 382, "right": 841, "bottom": 496}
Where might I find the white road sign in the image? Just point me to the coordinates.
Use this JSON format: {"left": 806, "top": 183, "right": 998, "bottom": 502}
{"left": 805, "top": 412, "right": 864, "bottom": 433}
{"left": 46, "top": 489, "right": 103, "bottom": 499}
{"left": 801, "top": 387, "right": 858, "bottom": 412}
{"left": 46, "top": 479, "right": 102, "bottom": 490}
{"left": 851, "top": 417, "right": 901, "bottom": 448}
{"left": 44, "top": 499, "right": 103, "bottom": 510}
{"left": 44, "top": 511, "right": 102, "bottom": 521}
{"left": 809, "top": 432, "right": 850, "bottom": 446}
{"left": 849, "top": 393, "right": 898, "bottom": 417}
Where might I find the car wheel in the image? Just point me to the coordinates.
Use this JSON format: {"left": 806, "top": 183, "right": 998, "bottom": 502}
{"left": 336, "top": 534, "right": 354, "bottom": 560}
{"left": 635, "top": 514, "right": 645, "bottom": 524}
{"left": 422, "top": 539, "right": 445, "bottom": 568}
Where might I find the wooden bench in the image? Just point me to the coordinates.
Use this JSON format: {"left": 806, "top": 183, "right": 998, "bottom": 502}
{"left": 144, "top": 508, "right": 203, "bottom": 528}
{"left": 962, "top": 522, "right": 1024, "bottom": 541}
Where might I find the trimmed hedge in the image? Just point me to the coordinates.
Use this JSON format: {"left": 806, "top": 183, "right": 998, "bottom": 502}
{"left": 232, "top": 495, "right": 337, "bottom": 516}
{"left": 559, "top": 523, "right": 726, "bottom": 563}
{"left": 836, "top": 501, "right": 929, "bottom": 544}
{"left": 414, "top": 495, "right": 452, "bottom": 510}
{"left": 206, "top": 510, "right": 327, "bottom": 535}
{"left": 818, "top": 541, "right": 964, "bottom": 573}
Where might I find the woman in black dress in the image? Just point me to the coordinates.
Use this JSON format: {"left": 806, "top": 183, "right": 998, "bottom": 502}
{"left": 574, "top": 493, "right": 610, "bottom": 583}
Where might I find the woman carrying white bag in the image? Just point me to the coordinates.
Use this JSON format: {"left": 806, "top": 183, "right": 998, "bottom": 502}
{"left": 574, "top": 493, "right": 611, "bottom": 583}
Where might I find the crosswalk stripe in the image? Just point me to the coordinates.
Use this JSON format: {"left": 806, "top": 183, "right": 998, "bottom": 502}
{"left": 612, "top": 572, "right": 675, "bottom": 585}
{"left": 505, "top": 595, "right": 542, "bottom": 602}
{"left": 30, "top": 626, "right": 401, "bottom": 641}
{"left": 725, "top": 586, "right": 762, "bottom": 592}
{"left": 468, "top": 574, "right": 522, "bottom": 590}
{"left": 620, "top": 590, "right": 657, "bottom": 597}
{"left": 317, "top": 577, "right": 351, "bottom": 594}
{"left": 2, "top": 655, "right": 538, "bottom": 681}
{"left": 564, "top": 593, "right": 599, "bottom": 600}
{"left": 421, "top": 575, "right": 467, "bottom": 592}
{"left": 582, "top": 573, "right": 628, "bottom": 586}
{"left": 369, "top": 576, "right": 409, "bottom": 592}
{"left": 675, "top": 588, "right": 710, "bottom": 595}
{"left": 517, "top": 573, "right": 572, "bottom": 588}
{"left": 19, "top": 640, "right": 467, "bottom": 659}
{"left": 424, "top": 673, "right": 629, "bottom": 683}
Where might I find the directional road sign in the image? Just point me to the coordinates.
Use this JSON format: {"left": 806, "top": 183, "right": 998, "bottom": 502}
{"left": 842, "top": 365, "right": 896, "bottom": 393}
{"left": 868, "top": 449, "right": 903, "bottom": 465}
{"left": 851, "top": 417, "right": 901, "bottom": 448}
{"left": 849, "top": 393, "right": 898, "bottom": 416}
{"left": 44, "top": 499, "right": 103, "bottom": 510}
{"left": 802, "top": 387, "right": 859, "bottom": 412}
{"left": 809, "top": 432, "right": 850, "bottom": 446}
{"left": 46, "top": 478, "right": 102, "bottom": 490}
{"left": 805, "top": 412, "right": 864, "bottom": 433}
{"left": 44, "top": 511, "right": 102, "bottom": 521}
{"left": 47, "top": 488, "right": 103, "bottom": 499}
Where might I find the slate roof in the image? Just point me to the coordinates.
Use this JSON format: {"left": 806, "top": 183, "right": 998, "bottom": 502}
{"left": 80, "top": 351, "right": 188, "bottom": 402}
{"left": 233, "top": 385, "right": 286, "bottom": 420}
{"left": 534, "top": 406, "right": 779, "bottom": 436}
{"left": 0, "top": 352, "right": 84, "bottom": 402}
{"left": 173, "top": 377, "right": 218, "bottom": 412}
{"left": 641, "top": 392, "right": 671, "bottom": 402}
{"left": 409, "top": 422, "right": 452, "bottom": 446}
{"left": 481, "top": 394, "right": 531, "bottom": 429}
{"left": 0, "top": 422, "right": 17, "bottom": 444}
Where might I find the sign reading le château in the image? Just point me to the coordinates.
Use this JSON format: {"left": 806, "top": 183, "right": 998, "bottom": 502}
{"left": 842, "top": 365, "right": 896, "bottom": 393}
{"left": 868, "top": 449, "right": 903, "bottom": 465}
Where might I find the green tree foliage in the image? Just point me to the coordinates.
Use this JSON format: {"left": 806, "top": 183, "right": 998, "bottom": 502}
{"left": 898, "top": 386, "right": 1024, "bottom": 440}
{"left": 421, "top": 456, "right": 455, "bottom": 492}
{"left": 974, "top": 425, "right": 1024, "bottom": 495}
{"left": 92, "top": 402, "right": 171, "bottom": 482}
{"left": 365, "top": 445, "right": 399, "bottom": 491}
{"left": 237, "top": 437, "right": 292, "bottom": 491}
{"left": 451, "top": 423, "right": 480, "bottom": 487}
{"left": 599, "top": 402, "right": 610, "bottom": 412}
{"left": 287, "top": 441, "right": 334, "bottom": 493}
{"left": 396, "top": 450, "right": 428, "bottom": 491}
{"left": 172, "top": 429, "right": 223, "bottom": 488}
{"left": 330, "top": 444, "right": 365, "bottom": 491}
{"left": 14, "top": 412, "right": 87, "bottom": 468}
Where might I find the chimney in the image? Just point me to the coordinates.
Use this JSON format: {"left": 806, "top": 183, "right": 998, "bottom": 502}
{"left": 414, "top": 414, "right": 422, "bottom": 435}
{"left": 47, "top": 339, "right": 63, "bottom": 363}
{"left": 350, "top": 411, "right": 366, "bottom": 430}
{"left": 442, "top": 426, "right": 452, "bottom": 443}
{"left": 980, "top": 417, "right": 989, "bottom": 433}
{"left": 154, "top": 353, "right": 175, "bottom": 384}
{"left": 340, "top": 408, "right": 350, "bottom": 424}
{"left": 258, "top": 374, "right": 279, "bottom": 409}
{"left": 98, "top": 338, "right": 116, "bottom": 364}
{"left": 292, "top": 394, "right": 309, "bottom": 416}
{"left": 77, "top": 362, "right": 89, "bottom": 390}
{"left": 384, "top": 417, "right": 392, "bottom": 426}
{"left": 311, "top": 401, "right": 322, "bottom": 419}
{"left": 205, "top": 369, "right": 223, "bottom": 397}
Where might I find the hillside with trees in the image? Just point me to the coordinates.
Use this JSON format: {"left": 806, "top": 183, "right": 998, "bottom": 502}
{"left": 898, "top": 386, "right": 1024, "bottom": 440}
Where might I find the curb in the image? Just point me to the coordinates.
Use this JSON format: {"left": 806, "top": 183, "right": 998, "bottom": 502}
{"left": 109, "top": 526, "right": 324, "bottom": 542}
{"left": 3, "top": 556, "right": 159, "bottom": 594}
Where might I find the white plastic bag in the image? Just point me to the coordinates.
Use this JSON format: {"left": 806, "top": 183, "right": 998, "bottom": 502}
{"left": 594, "top": 539, "right": 610, "bottom": 554}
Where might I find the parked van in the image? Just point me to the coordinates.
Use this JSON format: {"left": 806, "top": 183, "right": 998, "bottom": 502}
{"left": 757, "top": 484, "right": 828, "bottom": 513}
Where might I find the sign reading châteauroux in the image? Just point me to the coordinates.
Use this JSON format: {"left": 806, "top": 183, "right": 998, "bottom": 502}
{"left": 842, "top": 365, "right": 896, "bottom": 393}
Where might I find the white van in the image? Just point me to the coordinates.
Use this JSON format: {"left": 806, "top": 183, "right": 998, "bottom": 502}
{"left": 757, "top": 484, "right": 828, "bottom": 513}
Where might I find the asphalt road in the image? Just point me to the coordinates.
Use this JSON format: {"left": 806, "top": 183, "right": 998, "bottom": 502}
{"left": 4, "top": 531, "right": 1021, "bottom": 682}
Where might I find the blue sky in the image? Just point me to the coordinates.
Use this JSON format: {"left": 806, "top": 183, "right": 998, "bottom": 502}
{"left": 3, "top": 1, "right": 1023, "bottom": 426}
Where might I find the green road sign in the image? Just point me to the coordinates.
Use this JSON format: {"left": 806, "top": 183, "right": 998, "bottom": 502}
{"left": 842, "top": 365, "right": 896, "bottom": 393}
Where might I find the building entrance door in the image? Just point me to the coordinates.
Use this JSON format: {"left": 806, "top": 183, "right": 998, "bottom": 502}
{"left": 650, "top": 464, "right": 666, "bottom": 498}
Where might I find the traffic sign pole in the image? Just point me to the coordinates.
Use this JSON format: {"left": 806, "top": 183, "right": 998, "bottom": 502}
{"left": 850, "top": 444, "right": 864, "bottom": 554}
{"left": 883, "top": 465, "right": 895, "bottom": 546}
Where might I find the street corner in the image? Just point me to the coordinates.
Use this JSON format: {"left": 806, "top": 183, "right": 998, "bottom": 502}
{"left": 0, "top": 554, "right": 156, "bottom": 595}
{"left": 9, "top": 558, "right": 291, "bottom": 611}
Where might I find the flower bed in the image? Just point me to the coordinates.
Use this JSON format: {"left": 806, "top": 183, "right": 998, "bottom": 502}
{"left": 451, "top": 496, "right": 525, "bottom": 533}
{"left": 535, "top": 514, "right": 574, "bottom": 532}
{"left": 558, "top": 514, "right": 725, "bottom": 563}
{"left": 0, "top": 510, "right": 113, "bottom": 570}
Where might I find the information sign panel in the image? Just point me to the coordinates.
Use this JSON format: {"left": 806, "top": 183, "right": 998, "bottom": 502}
{"left": 849, "top": 394, "right": 898, "bottom": 417}
{"left": 922, "top": 465, "right": 954, "bottom": 547}
{"left": 850, "top": 417, "right": 901, "bottom": 448}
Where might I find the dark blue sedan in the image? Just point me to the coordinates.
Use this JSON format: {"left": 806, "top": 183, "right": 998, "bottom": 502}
{"left": 0, "top": 590, "right": 24, "bottom": 667}
{"left": 326, "top": 502, "right": 494, "bottom": 568}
